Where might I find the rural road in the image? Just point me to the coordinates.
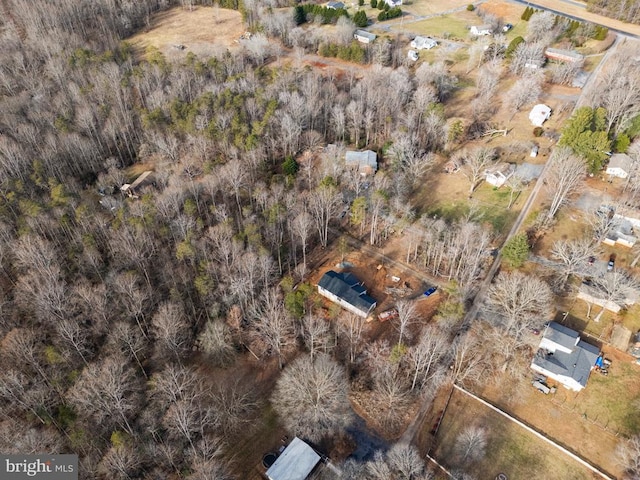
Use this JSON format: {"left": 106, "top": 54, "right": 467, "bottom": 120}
{"left": 508, "top": 0, "right": 640, "bottom": 38}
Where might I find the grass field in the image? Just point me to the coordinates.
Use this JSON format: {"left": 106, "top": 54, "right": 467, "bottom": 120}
{"left": 127, "top": 6, "right": 244, "bottom": 60}
{"left": 433, "top": 388, "right": 598, "bottom": 480}
{"left": 408, "top": 15, "right": 474, "bottom": 41}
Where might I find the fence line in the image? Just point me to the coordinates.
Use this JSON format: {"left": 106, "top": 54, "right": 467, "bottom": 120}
{"left": 453, "top": 384, "right": 615, "bottom": 480}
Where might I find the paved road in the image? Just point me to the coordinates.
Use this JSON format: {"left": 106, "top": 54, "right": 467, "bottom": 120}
{"left": 508, "top": 0, "right": 640, "bottom": 38}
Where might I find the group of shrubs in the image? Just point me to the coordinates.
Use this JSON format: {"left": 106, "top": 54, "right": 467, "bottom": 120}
{"left": 521, "top": 6, "right": 608, "bottom": 40}
{"left": 318, "top": 41, "right": 367, "bottom": 63}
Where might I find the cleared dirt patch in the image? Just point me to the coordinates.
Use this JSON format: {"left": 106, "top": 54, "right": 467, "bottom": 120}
{"left": 127, "top": 6, "right": 244, "bottom": 59}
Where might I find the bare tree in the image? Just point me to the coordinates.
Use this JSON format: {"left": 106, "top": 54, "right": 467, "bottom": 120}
{"left": 151, "top": 302, "right": 193, "bottom": 361}
{"left": 485, "top": 271, "right": 553, "bottom": 339}
{"left": 454, "top": 426, "right": 487, "bottom": 465}
{"left": 458, "top": 147, "right": 497, "bottom": 197}
{"left": 251, "top": 289, "right": 295, "bottom": 369}
{"left": 616, "top": 434, "right": 640, "bottom": 480}
{"left": 408, "top": 325, "right": 448, "bottom": 391}
{"left": 308, "top": 184, "right": 342, "bottom": 247}
{"left": 526, "top": 11, "right": 557, "bottom": 44}
{"left": 67, "top": 356, "right": 143, "bottom": 435}
{"left": 339, "top": 313, "right": 366, "bottom": 364}
{"left": 291, "top": 210, "right": 314, "bottom": 274}
{"left": 505, "top": 72, "right": 543, "bottom": 116}
{"left": 451, "top": 331, "right": 485, "bottom": 385}
{"left": 395, "top": 299, "right": 418, "bottom": 347}
{"left": 271, "top": 354, "right": 351, "bottom": 442}
{"left": 544, "top": 147, "right": 586, "bottom": 221}
{"left": 551, "top": 237, "right": 595, "bottom": 284}
{"left": 196, "top": 319, "right": 235, "bottom": 367}
{"left": 97, "top": 444, "right": 142, "bottom": 480}
{"left": 212, "top": 380, "right": 258, "bottom": 437}
{"left": 301, "top": 314, "right": 333, "bottom": 360}
{"left": 510, "top": 42, "right": 545, "bottom": 76}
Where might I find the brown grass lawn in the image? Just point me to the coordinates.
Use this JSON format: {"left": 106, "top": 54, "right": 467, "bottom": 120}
{"left": 127, "top": 6, "right": 244, "bottom": 60}
{"left": 477, "top": 343, "right": 640, "bottom": 479}
{"left": 401, "top": 0, "right": 474, "bottom": 17}
{"left": 433, "top": 388, "right": 599, "bottom": 480}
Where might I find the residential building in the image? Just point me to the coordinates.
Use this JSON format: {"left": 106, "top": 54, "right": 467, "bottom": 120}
{"left": 470, "top": 24, "right": 493, "bottom": 36}
{"left": 326, "top": 1, "right": 345, "bottom": 9}
{"left": 317, "top": 270, "right": 377, "bottom": 318}
{"left": 410, "top": 36, "right": 438, "bottom": 50}
{"left": 606, "top": 153, "right": 633, "bottom": 179}
{"left": 529, "top": 104, "right": 551, "bottom": 127}
{"left": 484, "top": 162, "right": 515, "bottom": 187}
{"left": 384, "top": 0, "right": 402, "bottom": 7}
{"left": 266, "top": 437, "right": 321, "bottom": 480}
{"left": 544, "top": 47, "right": 584, "bottom": 64}
{"left": 354, "top": 30, "right": 376, "bottom": 44}
{"left": 531, "top": 322, "right": 599, "bottom": 392}
{"left": 345, "top": 150, "right": 378, "bottom": 175}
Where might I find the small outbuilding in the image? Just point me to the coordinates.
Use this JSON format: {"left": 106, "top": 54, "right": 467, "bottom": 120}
{"left": 529, "top": 104, "right": 551, "bottom": 127}
{"left": 354, "top": 30, "right": 376, "bottom": 44}
{"left": 266, "top": 437, "right": 321, "bottom": 480}
{"left": 606, "top": 153, "right": 633, "bottom": 179}
{"left": 345, "top": 150, "right": 378, "bottom": 175}
{"left": 410, "top": 36, "right": 438, "bottom": 50}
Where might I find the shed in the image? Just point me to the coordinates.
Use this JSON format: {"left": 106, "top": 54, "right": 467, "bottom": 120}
{"left": 345, "top": 150, "right": 378, "bottom": 175}
{"left": 606, "top": 153, "right": 633, "bottom": 179}
{"left": 529, "top": 104, "right": 551, "bottom": 127}
{"left": 410, "top": 36, "right": 438, "bottom": 50}
{"left": 544, "top": 47, "right": 584, "bottom": 64}
{"left": 470, "top": 24, "right": 493, "bottom": 36}
{"left": 266, "top": 437, "right": 321, "bottom": 480}
{"left": 354, "top": 30, "right": 376, "bottom": 44}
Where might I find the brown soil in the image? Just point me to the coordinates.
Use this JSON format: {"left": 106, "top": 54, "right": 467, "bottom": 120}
{"left": 127, "top": 6, "right": 245, "bottom": 60}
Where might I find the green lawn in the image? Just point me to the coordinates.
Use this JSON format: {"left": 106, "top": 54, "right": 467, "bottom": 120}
{"left": 433, "top": 389, "right": 594, "bottom": 480}
{"left": 408, "top": 15, "right": 472, "bottom": 40}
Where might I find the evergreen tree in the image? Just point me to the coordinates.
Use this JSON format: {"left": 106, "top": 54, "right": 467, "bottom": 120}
{"left": 354, "top": 10, "right": 368, "bottom": 27}
{"left": 502, "top": 234, "right": 530, "bottom": 268}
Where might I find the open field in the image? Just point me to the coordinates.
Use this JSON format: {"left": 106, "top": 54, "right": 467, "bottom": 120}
{"left": 403, "top": 12, "right": 479, "bottom": 41}
{"left": 127, "top": 6, "right": 244, "bottom": 59}
{"left": 401, "top": 0, "right": 473, "bottom": 17}
{"left": 433, "top": 387, "right": 600, "bottom": 479}
{"left": 477, "top": 343, "right": 640, "bottom": 478}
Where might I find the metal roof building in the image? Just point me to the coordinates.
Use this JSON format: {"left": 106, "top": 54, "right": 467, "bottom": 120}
{"left": 266, "top": 437, "right": 321, "bottom": 480}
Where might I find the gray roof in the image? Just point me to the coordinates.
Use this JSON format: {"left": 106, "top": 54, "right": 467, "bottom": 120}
{"left": 545, "top": 322, "right": 579, "bottom": 350}
{"left": 533, "top": 322, "right": 600, "bottom": 388}
{"left": 354, "top": 30, "right": 376, "bottom": 41}
{"left": 345, "top": 150, "right": 378, "bottom": 170}
{"left": 266, "top": 437, "right": 321, "bottom": 480}
{"left": 318, "top": 270, "right": 376, "bottom": 314}
{"left": 608, "top": 154, "right": 632, "bottom": 172}
{"left": 327, "top": 1, "right": 345, "bottom": 8}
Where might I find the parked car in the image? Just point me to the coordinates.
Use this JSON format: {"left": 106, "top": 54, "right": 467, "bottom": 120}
{"left": 424, "top": 286, "right": 438, "bottom": 297}
{"left": 608, "top": 254, "right": 615, "bottom": 271}
{"left": 502, "top": 23, "right": 513, "bottom": 32}
{"left": 408, "top": 50, "right": 419, "bottom": 62}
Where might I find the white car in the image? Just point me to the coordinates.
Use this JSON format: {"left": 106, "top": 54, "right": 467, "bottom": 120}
{"left": 408, "top": 50, "right": 419, "bottom": 62}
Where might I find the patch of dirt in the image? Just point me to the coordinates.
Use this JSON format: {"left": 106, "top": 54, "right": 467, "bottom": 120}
{"left": 478, "top": 0, "right": 523, "bottom": 21}
{"left": 127, "top": 6, "right": 244, "bottom": 59}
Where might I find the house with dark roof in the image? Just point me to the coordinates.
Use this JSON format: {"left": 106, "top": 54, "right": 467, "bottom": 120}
{"left": 317, "top": 270, "right": 377, "bottom": 318}
{"left": 266, "top": 437, "right": 321, "bottom": 480}
{"left": 531, "top": 322, "right": 600, "bottom": 392}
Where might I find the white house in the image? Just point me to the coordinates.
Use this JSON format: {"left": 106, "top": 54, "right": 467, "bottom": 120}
{"left": 266, "top": 437, "right": 321, "bottom": 480}
{"left": 470, "top": 24, "right": 493, "bottom": 36}
{"left": 410, "top": 36, "right": 438, "bottom": 50}
{"left": 529, "top": 104, "right": 552, "bottom": 127}
{"left": 354, "top": 30, "right": 376, "bottom": 44}
{"left": 484, "top": 163, "right": 515, "bottom": 188}
{"left": 345, "top": 150, "right": 378, "bottom": 175}
{"left": 531, "top": 322, "right": 599, "bottom": 392}
{"left": 606, "top": 153, "right": 633, "bottom": 179}
{"left": 317, "top": 270, "right": 377, "bottom": 318}
{"left": 384, "top": 0, "right": 402, "bottom": 6}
